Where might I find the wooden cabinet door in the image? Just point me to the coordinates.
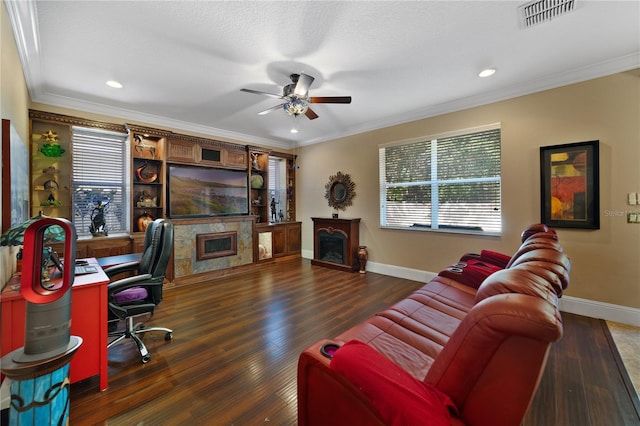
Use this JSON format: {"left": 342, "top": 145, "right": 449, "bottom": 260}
{"left": 272, "top": 225, "right": 287, "bottom": 257}
{"left": 286, "top": 222, "right": 302, "bottom": 254}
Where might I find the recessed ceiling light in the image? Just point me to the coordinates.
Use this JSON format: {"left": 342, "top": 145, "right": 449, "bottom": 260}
{"left": 478, "top": 68, "right": 496, "bottom": 78}
{"left": 290, "top": 128, "right": 299, "bottom": 134}
{"left": 106, "top": 80, "right": 123, "bottom": 88}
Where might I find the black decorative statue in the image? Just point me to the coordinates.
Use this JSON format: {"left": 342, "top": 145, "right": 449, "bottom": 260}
{"left": 89, "top": 200, "right": 108, "bottom": 236}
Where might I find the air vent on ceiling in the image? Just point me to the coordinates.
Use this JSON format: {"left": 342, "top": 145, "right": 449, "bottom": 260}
{"left": 519, "top": 0, "right": 576, "bottom": 28}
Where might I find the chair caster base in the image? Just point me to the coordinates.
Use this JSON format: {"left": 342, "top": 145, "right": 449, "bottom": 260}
{"left": 165, "top": 332, "right": 173, "bottom": 341}
{"left": 142, "top": 353, "right": 151, "bottom": 364}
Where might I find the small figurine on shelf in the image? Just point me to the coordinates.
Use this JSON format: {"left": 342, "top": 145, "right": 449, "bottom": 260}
{"left": 251, "top": 153, "right": 261, "bottom": 170}
{"left": 270, "top": 197, "right": 279, "bottom": 222}
{"left": 40, "top": 193, "right": 62, "bottom": 207}
{"left": 89, "top": 200, "right": 108, "bottom": 236}
{"left": 134, "top": 134, "right": 156, "bottom": 159}
{"left": 278, "top": 209, "right": 285, "bottom": 222}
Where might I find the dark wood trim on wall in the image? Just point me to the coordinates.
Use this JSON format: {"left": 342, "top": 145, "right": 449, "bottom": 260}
{"left": 29, "top": 110, "right": 127, "bottom": 134}
{"left": 2, "top": 119, "right": 11, "bottom": 233}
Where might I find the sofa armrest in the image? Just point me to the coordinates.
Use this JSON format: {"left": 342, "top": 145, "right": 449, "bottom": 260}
{"left": 297, "top": 339, "right": 387, "bottom": 426}
{"left": 298, "top": 340, "right": 456, "bottom": 426}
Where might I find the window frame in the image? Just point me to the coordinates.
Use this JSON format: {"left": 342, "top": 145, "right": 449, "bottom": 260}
{"left": 379, "top": 123, "right": 502, "bottom": 236}
{"left": 268, "top": 155, "right": 287, "bottom": 222}
{"left": 71, "top": 126, "right": 130, "bottom": 237}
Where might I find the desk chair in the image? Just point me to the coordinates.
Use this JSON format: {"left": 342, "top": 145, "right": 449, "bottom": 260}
{"left": 104, "top": 218, "right": 174, "bottom": 364}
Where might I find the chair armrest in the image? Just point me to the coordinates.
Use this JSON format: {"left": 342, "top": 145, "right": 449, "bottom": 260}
{"left": 103, "top": 261, "right": 140, "bottom": 279}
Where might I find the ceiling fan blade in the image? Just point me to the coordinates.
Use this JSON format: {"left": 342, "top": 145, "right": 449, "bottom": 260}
{"left": 305, "top": 107, "right": 319, "bottom": 120}
{"left": 258, "top": 104, "right": 286, "bottom": 115}
{"left": 309, "top": 96, "right": 352, "bottom": 104}
{"left": 241, "top": 88, "right": 284, "bottom": 99}
{"left": 294, "top": 73, "right": 315, "bottom": 97}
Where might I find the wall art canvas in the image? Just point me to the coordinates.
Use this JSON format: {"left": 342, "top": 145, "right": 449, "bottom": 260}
{"left": 540, "top": 140, "right": 599, "bottom": 229}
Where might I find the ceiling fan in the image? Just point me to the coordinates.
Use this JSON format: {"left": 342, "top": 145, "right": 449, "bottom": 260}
{"left": 241, "top": 73, "right": 351, "bottom": 120}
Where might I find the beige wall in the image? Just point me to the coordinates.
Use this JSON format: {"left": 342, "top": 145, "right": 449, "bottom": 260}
{"left": 298, "top": 71, "right": 640, "bottom": 310}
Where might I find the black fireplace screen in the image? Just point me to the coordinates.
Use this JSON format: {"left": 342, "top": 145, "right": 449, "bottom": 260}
{"left": 196, "top": 231, "right": 237, "bottom": 260}
{"left": 318, "top": 230, "right": 346, "bottom": 265}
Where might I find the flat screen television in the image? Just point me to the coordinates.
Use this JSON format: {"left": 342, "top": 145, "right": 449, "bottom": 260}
{"left": 167, "top": 164, "right": 249, "bottom": 218}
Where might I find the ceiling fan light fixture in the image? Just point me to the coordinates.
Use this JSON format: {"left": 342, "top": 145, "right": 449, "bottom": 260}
{"left": 283, "top": 98, "right": 309, "bottom": 116}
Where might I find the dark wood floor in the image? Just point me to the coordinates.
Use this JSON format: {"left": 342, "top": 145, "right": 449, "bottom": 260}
{"left": 69, "top": 258, "right": 639, "bottom": 425}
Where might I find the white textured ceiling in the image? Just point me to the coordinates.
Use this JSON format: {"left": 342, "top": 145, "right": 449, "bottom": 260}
{"left": 6, "top": 1, "right": 640, "bottom": 149}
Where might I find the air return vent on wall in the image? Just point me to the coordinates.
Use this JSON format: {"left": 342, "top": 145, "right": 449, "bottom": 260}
{"left": 519, "top": 0, "right": 576, "bottom": 28}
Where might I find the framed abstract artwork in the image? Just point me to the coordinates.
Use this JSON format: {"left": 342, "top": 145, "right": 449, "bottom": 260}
{"left": 540, "top": 140, "right": 599, "bottom": 229}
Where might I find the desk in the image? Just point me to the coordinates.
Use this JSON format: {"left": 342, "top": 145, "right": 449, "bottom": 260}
{"left": 1, "top": 258, "right": 109, "bottom": 391}
{"left": 97, "top": 252, "right": 141, "bottom": 269}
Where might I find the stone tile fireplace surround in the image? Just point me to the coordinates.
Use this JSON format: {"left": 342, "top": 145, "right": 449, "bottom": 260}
{"left": 172, "top": 216, "right": 254, "bottom": 285}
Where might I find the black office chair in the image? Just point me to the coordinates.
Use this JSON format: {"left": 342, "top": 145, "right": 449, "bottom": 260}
{"left": 104, "top": 218, "right": 174, "bottom": 363}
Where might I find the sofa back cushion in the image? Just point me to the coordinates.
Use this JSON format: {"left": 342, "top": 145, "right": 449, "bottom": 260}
{"left": 424, "top": 293, "right": 563, "bottom": 425}
{"left": 507, "top": 249, "right": 571, "bottom": 289}
{"left": 475, "top": 268, "right": 560, "bottom": 305}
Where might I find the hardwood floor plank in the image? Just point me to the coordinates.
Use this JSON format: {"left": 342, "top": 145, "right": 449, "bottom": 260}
{"left": 68, "top": 259, "right": 639, "bottom": 425}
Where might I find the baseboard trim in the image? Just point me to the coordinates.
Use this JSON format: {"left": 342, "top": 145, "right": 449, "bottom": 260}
{"left": 558, "top": 296, "right": 640, "bottom": 327}
{"left": 302, "top": 253, "right": 640, "bottom": 328}
{"left": 366, "top": 261, "right": 438, "bottom": 283}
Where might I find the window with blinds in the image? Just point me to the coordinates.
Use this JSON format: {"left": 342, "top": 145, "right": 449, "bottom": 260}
{"left": 268, "top": 156, "right": 287, "bottom": 221}
{"left": 71, "top": 127, "right": 129, "bottom": 236}
{"left": 379, "top": 125, "right": 501, "bottom": 234}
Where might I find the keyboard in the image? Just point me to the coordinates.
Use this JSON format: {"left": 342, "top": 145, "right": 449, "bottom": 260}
{"left": 75, "top": 265, "right": 98, "bottom": 275}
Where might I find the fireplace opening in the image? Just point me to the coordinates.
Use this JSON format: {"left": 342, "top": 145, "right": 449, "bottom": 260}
{"left": 197, "top": 231, "right": 237, "bottom": 260}
{"left": 318, "top": 230, "right": 346, "bottom": 265}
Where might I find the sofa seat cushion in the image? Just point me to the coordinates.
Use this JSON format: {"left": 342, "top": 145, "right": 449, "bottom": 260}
{"left": 330, "top": 340, "right": 457, "bottom": 426}
{"left": 335, "top": 278, "right": 476, "bottom": 380}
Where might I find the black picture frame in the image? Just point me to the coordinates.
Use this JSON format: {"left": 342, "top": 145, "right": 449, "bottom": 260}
{"left": 540, "top": 140, "right": 599, "bottom": 229}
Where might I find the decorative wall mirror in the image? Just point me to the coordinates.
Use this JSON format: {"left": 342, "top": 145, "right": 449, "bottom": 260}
{"left": 325, "top": 171, "right": 356, "bottom": 211}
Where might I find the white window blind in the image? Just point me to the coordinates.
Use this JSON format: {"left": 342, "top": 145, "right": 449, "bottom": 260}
{"left": 268, "top": 156, "right": 287, "bottom": 222}
{"left": 379, "top": 125, "right": 501, "bottom": 234}
{"left": 71, "top": 127, "right": 129, "bottom": 236}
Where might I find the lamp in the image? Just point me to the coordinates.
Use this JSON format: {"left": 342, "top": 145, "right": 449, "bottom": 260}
{"left": 1, "top": 212, "right": 66, "bottom": 246}
{"left": 283, "top": 98, "right": 309, "bottom": 116}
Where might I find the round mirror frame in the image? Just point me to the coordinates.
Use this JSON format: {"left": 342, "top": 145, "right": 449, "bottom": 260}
{"left": 325, "top": 171, "right": 356, "bottom": 211}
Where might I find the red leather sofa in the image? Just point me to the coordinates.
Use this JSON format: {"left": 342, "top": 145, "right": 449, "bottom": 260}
{"left": 298, "top": 224, "right": 570, "bottom": 426}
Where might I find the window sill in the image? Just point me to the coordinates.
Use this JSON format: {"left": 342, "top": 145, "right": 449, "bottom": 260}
{"left": 380, "top": 225, "right": 501, "bottom": 237}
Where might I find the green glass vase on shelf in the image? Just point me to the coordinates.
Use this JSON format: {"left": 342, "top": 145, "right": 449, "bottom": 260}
{"left": 39, "top": 144, "right": 65, "bottom": 157}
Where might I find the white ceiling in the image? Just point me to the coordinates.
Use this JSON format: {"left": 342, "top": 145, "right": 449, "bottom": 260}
{"left": 6, "top": 1, "right": 640, "bottom": 149}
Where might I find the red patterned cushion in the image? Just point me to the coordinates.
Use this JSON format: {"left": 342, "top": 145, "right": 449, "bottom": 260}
{"left": 330, "top": 340, "right": 457, "bottom": 426}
